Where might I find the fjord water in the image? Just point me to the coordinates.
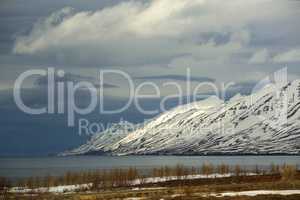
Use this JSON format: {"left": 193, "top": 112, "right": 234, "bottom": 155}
{"left": 1, "top": 156, "right": 300, "bottom": 180}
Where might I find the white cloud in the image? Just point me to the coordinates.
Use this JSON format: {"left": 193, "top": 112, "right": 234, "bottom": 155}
{"left": 13, "top": 0, "right": 293, "bottom": 67}
{"left": 249, "top": 48, "right": 270, "bottom": 64}
{"left": 248, "top": 48, "right": 300, "bottom": 64}
{"left": 273, "top": 48, "right": 300, "bottom": 63}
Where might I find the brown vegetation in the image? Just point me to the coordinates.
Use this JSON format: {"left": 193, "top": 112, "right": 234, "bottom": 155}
{"left": 2, "top": 163, "right": 300, "bottom": 200}
{"left": 280, "top": 164, "right": 297, "bottom": 181}
{"left": 4, "top": 164, "right": 300, "bottom": 189}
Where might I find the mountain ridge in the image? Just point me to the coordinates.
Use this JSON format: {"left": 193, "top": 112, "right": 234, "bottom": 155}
{"left": 63, "top": 80, "right": 300, "bottom": 156}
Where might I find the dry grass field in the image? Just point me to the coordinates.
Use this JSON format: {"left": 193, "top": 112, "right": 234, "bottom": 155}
{"left": 1, "top": 164, "right": 300, "bottom": 200}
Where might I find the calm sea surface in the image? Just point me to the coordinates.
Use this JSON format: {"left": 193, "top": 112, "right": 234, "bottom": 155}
{"left": 1, "top": 156, "right": 300, "bottom": 180}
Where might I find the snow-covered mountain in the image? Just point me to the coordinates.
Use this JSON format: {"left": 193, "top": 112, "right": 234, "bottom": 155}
{"left": 65, "top": 80, "right": 300, "bottom": 156}
{"left": 61, "top": 121, "right": 139, "bottom": 156}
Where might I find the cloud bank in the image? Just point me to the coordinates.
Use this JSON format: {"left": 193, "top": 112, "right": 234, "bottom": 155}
{"left": 134, "top": 75, "right": 214, "bottom": 82}
{"left": 13, "top": 0, "right": 296, "bottom": 67}
{"left": 273, "top": 48, "right": 300, "bottom": 63}
{"left": 34, "top": 72, "right": 118, "bottom": 89}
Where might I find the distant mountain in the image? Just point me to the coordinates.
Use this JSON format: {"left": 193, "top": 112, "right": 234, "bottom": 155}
{"left": 64, "top": 80, "right": 300, "bottom": 156}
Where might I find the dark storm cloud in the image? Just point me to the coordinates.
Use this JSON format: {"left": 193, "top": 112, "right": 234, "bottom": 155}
{"left": 0, "top": 72, "right": 118, "bottom": 110}
{"left": 134, "top": 75, "right": 215, "bottom": 82}
{"left": 226, "top": 81, "right": 258, "bottom": 95}
{"left": 34, "top": 72, "right": 118, "bottom": 89}
{"left": 192, "top": 81, "right": 259, "bottom": 101}
{"left": 4, "top": 1, "right": 273, "bottom": 67}
{"left": 194, "top": 32, "right": 231, "bottom": 46}
{"left": 0, "top": 0, "right": 128, "bottom": 64}
{"left": 0, "top": 0, "right": 299, "bottom": 72}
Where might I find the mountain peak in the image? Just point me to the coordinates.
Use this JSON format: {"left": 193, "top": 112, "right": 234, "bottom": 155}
{"left": 64, "top": 80, "right": 300, "bottom": 156}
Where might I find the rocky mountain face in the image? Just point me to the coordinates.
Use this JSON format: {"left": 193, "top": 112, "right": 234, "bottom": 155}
{"left": 64, "top": 80, "right": 300, "bottom": 156}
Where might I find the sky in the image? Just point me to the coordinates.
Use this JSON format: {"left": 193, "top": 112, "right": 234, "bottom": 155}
{"left": 1, "top": 0, "right": 300, "bottom": 155}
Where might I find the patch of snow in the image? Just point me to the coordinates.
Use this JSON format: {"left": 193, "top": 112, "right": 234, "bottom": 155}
{"left": 213, "top": 190, "right": 300, "bottom": 197}
{"left": 9, "top": 183, "right": 92, "bottom": 194}
{"left": 130, "top": 173, "right": 256, "bottom": 185}
{"left": 132, "top": 187, "right": 165, "bottom": 191}
{"left": 123, "top": 198, "right": 144, "bottom": 200}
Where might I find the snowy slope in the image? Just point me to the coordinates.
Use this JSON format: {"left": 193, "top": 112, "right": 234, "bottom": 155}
{"left": 65, "top": 80, "right": 300, "bottom": 155}
{"left": 61, "top": 121, "right": 139, "bottom": 156}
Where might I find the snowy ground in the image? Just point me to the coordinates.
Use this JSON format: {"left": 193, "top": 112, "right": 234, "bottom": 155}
{"left": 130, "top": 173, "right": 257, "bottom": 185}
{"left": 212, "top": 190, "right": 300, "bottom": 197}
{"left": 9, "top": 183, "right": 92, "bottom": 194}
{"left": 116, "top": 190, "right": 300, "bottom": 200}
{"left": 8, "top": 180, "right": 300, "bottom": 198}
{"left": 170, "top": 190, "right": 300, "bottom": 198}
{"left": 9, "top": 173, "right": 255, "bottom": 194}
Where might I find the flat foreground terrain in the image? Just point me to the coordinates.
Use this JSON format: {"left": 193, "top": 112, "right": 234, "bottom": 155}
{"left": 3, "top": 172, "right": 300, "bottom": 200}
